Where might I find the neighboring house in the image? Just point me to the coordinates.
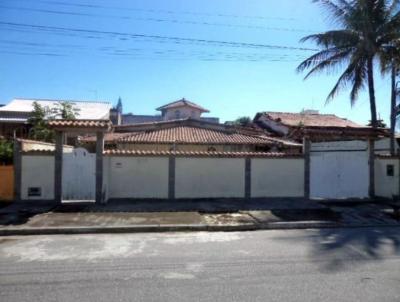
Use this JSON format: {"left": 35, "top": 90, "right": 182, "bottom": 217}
{"left": 254, "top": 109, "right": 393, "bottom": 150}
{"left": 254, "top": 110, "right": 366, "bottom": 138}
{"left": 0, "top": 98, "right": 112, "bottom": 138}
{"left": 81, "top": 118, "right": 302, "bottom": 153}
{"left": 117, "top": 98, "right": 220, "bottom": 125}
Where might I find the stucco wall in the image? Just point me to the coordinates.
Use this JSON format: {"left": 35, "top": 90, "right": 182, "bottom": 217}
{"left": 375, "top": 158, "right": 399, "bottom": 198}
{"left": 251, "top": 158, "right": 304, "bottom": 197}
{"left": 108, "top": 156, "right": 169, "bottom": 199}
{"left": 21, "top": 155, "right": 54, "bottom": 200}
{"left": 175, "top": 158, "right": 245, "bottom": 198}
{"left": 164, "top": 107, "right": 202, "bottom": 120}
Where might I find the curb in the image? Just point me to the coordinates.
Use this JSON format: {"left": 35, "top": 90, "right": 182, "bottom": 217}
{"left": 1, "top": 221, "right": 400, "bottom": 236}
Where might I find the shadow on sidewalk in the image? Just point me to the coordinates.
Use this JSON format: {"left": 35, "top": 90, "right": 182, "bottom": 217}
{"left": 55, "top": 198, "right": 326, "bottom": 214}
{"left": 0, "top": 202, "right": 57, "bottom": 226}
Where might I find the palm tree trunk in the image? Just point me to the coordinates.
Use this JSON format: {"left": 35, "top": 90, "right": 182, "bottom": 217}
{"left": 367, "top": 57, "right": 378, "bottom": 128}
{"left": 390, "top": 64, "right": 397, "bottom": 155}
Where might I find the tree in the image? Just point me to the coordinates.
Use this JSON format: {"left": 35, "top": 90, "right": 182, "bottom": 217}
{"left": 52, "top": 101, "right": 80, "bottom": 119}
{"left": 0, "top": 139, "right": 13, "bottom": 165}
{"left": 380, "top": 38, "right": 400, "bottom": 154}
{"left": 297, "top": 0, "right": 400, "bottom": 128}
{"left": 27, "top": 102, "right": 55, "bottom": 142}
{"left": 230, "top": 116, "right": 252, "bottom": 127}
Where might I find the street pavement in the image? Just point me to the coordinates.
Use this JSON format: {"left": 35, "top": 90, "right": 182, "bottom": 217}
{"left": 0, "top": 227, "right": 400, "bottom": 302}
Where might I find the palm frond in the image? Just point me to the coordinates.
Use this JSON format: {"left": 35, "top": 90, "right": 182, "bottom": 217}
{"left": 300, "top": 30, "right": 359, "bottom": 48}
{"left": 349, "top": 59, "right": 367, "bottom": 105}
{"left": 298, "top": 49, "right": 353, "bottom": 79}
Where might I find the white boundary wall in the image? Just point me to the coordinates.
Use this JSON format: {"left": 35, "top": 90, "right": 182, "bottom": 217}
{"left": 375, "top": 158, "right": 399, "bottom": 198}
{"left": 251, "top": 158, "right": 304, "bottom": 197}
{"left": 21, "top": 155, "right": 55, "bottom": 200}
{"left": 107, "top": 156, "right": 169, "bottom": 199}
{"left": 175, "top": 158, "right": 245, "bottom": 198}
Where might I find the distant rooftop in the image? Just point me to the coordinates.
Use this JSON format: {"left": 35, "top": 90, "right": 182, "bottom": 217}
{"left": 0, "top": 98, "right": 112, "bottom": 121}
{"left": 156, "top": 98, "right": 210, "bottom": 113}
{"left": 256, "top": 111, "right": 364, "bottom": 128}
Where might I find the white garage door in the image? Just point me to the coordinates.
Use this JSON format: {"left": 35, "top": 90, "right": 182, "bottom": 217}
{"left": 310, "top": 150, "right": 369, "bottom": 199}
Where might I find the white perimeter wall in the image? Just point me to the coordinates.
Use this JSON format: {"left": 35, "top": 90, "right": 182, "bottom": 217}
{"left": 175, "top": 158, "right": 245, "bottom": 198}
{"left": 21, "top": 155, "right": 54, "bottom": 200}
{"left": 107, "top": 156, "right": 169, "bottom": 199}
{"left": 251, "top": 158, "right": 304, "bottom": 197}
{"left": 310, "top": 141, "right": 369, "bottom": 199}
{"left": 375, "top": 158, "right": 399, "bottom": 198}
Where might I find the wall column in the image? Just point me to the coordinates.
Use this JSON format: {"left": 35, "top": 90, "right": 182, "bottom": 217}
{"left": 303, "top": 136, "right": 311, "bottom": 200}
{"left": 368, "top": 139, "right": 375, "bottom": 198}
{"left": 54, "top": 131, "right": 64, "bottom": 203}
{"left": 13, "top": 139, "right": 21, "bottom": 202}
{"left": 96, "top": 131, "right": 105, "bottom": 204}
{"left": 168, "top": 155, "right": 176, "bottom": 200}
{"left": 244, "top": 157, "right": 251, "bottom": 199}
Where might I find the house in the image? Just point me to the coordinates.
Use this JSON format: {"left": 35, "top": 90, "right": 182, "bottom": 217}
{"left": 118, "top": 98, "right": 219, "bottom": 125}
{"left": 80, "top": 118, "right": 302, "bottom": 153}
{"left": 254, "top": 110, "right": 367, "bottom": 138}
{"left": 0, "top": 98, "right": 112, "bottom": 138}
{"left": 254, "top": 109, "right": 393, "bottom": 199}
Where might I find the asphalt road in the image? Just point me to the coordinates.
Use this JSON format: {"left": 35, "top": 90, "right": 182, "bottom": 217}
{"left": 0, "top": 227, "right": 400, "bottom": 302}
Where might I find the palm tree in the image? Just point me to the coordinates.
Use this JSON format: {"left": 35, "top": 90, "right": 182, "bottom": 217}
{"left": 297, "top": 0, "right": 400, "bottom": 128}
{"left": 380, "top": 38, "right": 400, "bottom": 154}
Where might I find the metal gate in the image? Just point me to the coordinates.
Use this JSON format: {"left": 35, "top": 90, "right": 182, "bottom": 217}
{"left": 310, "top": 150, "right": 369, "bottom": 199}
{"left": 62, "top": 148, "right": 95, "bottom": 201}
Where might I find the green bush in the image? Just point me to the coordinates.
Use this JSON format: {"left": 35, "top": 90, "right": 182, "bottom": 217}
{"left": 0, "top": 139, "right": 13, "bottom": 165}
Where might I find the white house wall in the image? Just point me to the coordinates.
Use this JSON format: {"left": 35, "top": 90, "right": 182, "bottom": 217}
{"left": 175, "top": 158, "right": 245, "bottom": 198}
{"left": 251, "top": 158, "right": 304, "bottom": 197}
{"left": 108, "top": 157, "right": 169, "bottom": 199}
{"left": 21, "top": 155, "right": 54, "bottom": 200}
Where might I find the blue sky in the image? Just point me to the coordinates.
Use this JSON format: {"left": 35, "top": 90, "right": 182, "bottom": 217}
{"left": 0, "top": 0, "right": 392, "bottom": 124}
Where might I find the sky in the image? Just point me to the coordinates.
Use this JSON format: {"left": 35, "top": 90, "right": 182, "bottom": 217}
{"left": 0, "top": 0, "right": 393, "bottom": 125}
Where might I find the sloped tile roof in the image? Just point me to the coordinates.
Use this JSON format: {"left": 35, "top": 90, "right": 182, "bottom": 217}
{"left": 117, "top": 126, "right": 277, "bottom": 145}
{"left": 104, "top": 149, "right": 302, "bottom": 158}
{"left": 48, "top": 119, "right": 112, "bottom": 130}
{"left": 156, "top": 98, "right": 209, "bottom": 112}
{"left": 260, "top": 111, "right": 364, "bottom": 128}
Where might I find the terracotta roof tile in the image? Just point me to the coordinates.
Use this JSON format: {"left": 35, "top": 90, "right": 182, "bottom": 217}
{"left": 261, "top": 112, "right": 363, "bottom": 128}
{"left": 117, "top": 126, "right": 277, "bottom": 145}
{"left": 48, "top": 119, "right": 112, "bottom": 130}
{"left": 104, "top": 149, "right": 302, "bottom": 158}
{"left": 156, "top": 98, "right": 209, "bottom": 112}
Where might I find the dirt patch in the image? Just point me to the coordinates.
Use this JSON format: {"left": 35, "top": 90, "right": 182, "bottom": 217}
{"left": 202, "top": 213, "right": 256, "bottom": 226}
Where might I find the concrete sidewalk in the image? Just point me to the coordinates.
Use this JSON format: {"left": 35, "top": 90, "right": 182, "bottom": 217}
{"left": 0, "top": 199, "right": 399, "bottom": 236}
{"left": 0, "top": 210, "right": 339, "bottom": 235}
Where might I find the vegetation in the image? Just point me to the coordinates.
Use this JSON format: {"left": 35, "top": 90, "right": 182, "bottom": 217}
{"left": 27, "top": 101, "right": 80, "bottom": 142}
{"left": 0, "top": 139, "right": 13, "bottom": 165}
{"left": 28, "top": 102, "right": 55, "bottom": 142}
{"left": 52, "top": 101, "right": 80, "bottom": 119}
{"left": 230, "top": 116, "right": 253, "bottom": 127}
{"left": 297, "top": 0, "right": 400, "bottom": 129}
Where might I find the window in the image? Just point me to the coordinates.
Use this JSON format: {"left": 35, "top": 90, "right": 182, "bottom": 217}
{"left": 387, "top": 164, "right": 395, "bottom": 177}
{"left": 175, "top": 110, "right": 181, "bottom": 119}
{"left": 28, "top": 187, "right": 41, "bottom": 197}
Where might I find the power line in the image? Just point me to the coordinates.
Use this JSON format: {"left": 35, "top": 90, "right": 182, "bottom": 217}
{"left": 0, "top": 22, "right": 318, "bottom": 52}
{"left": 0, "top": 39, "right": 308, "bottom": 62}
{"left": 6, "top": 0, "right": 298, "bottom": 22}
{"left": 0, "top": 5, "right": 312, "bottom": 33}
